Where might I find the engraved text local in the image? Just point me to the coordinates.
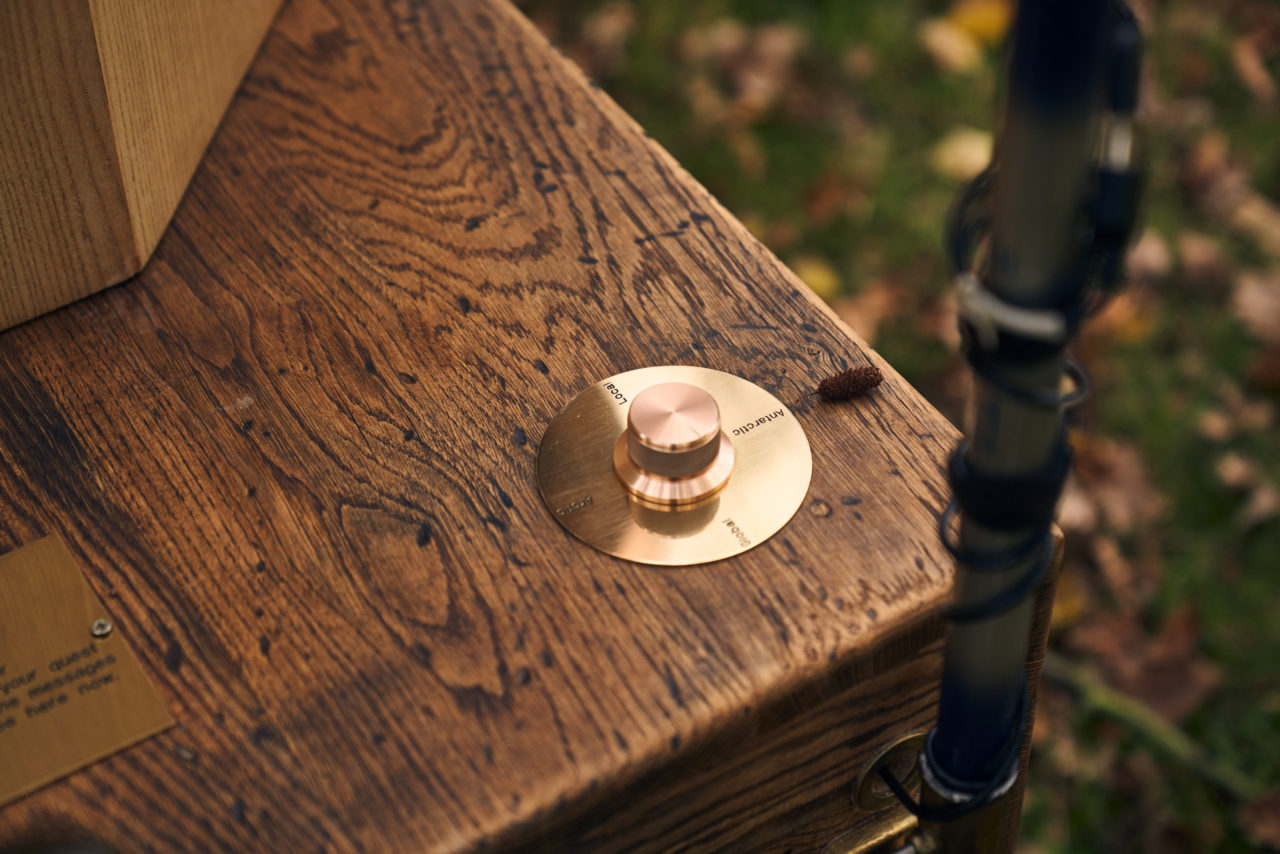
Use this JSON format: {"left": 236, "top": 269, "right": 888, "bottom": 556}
{"left": 731, "top": 409, "right": 785, "bottom": 436}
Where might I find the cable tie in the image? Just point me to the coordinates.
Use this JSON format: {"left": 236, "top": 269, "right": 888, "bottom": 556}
{"left": 955, "top": 272, "right": 1069, "bottom": 351}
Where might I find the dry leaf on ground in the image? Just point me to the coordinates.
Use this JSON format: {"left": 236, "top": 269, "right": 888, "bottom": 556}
{"left": 679, "top": 18, "right": 748, "bottom": 65}
{"left": 1057, "top": 474, "right": 1099, "bottom": 535}
{"left": 1090, "top": 289, "right": 1157, "bottom": 343}
{"left": 1090, "top": 535, "right": 1159, "bottom": 610}
{"left": 1240, "top": 791, "right": 1280, "bottom": 850}
{"left": 1197, "top": 409, "right": 1235, "bottom": 442}
{"left": 1216, "top": 451, "right": 1259, "bottom": 490}
{"left": 1240, "top": 482, "right": 1280, "bottom": 529}
{"left": 918, "top": 18, "right": 982, "bottom": 73}
{"left": 947, "top": 0, "right": 1013, "bottom": 46}
{"left": 1072, "top": 436, "right": 1166, "bottom": 535}
{"left": 578, "top": 2, "right": 635, "bottom": 77}
{"left": 1177, "top": 231, "right": 1231, "bottom": 283}
{"left": 1232, "top": 35, "right": 1278, "bottom": 104}
{"left": 1050, "top": 557, "right": 1093, "bottom": 631}
{"left": 930, "top": 127, "right": 993, "bottom": 181}
{"left": 832, "top": 281, "right": 904, "bottom": 345}
{"left": 1065, "top": 607, "right": 1222, "bottom": 724}
{"left": 732, "top": 24, "right": 808, "bottom": 120}
{"left": 1183, "top": 134, "right": 1280, "bottom": 260}
{"left": 1233, "top": 271, "right": 1280, "bottom": 347}
{"left": 790, "top": 255, "right": 841, "bottom": 302}
{"left": 1126, "top": 229, "right": 1172, "bottom": 281}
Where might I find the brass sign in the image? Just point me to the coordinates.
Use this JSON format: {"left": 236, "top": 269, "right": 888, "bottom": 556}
{"left": 0, "top": 536, "right": 173, "bottom": 806}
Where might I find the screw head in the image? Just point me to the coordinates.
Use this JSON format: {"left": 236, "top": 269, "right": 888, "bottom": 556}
{"left": 91, "top": 618, "right": 113, "bottom": 638}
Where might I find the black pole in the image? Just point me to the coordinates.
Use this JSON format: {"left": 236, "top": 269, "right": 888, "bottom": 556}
{"left": 931, "top": 0, "right": 1109, "bottom": 788}
{"left": 871, "top": 1, "right": 1143, "bottom": 850}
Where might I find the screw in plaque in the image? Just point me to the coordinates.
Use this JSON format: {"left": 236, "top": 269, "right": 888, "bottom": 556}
{"left": 90, "top": 618, "right": 113, "bottom": 639}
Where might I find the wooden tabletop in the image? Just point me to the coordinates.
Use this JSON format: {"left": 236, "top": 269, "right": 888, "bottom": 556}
{"left": 0, "top": 0, "right": 959, "bottom": 851}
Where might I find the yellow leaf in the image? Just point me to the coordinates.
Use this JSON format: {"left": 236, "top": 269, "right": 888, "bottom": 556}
{"left": 790, "top": 255, "right": 841, "bottom": 302}
{"left": 930, "top": 127, "right": 993, "bottom": 181}
{"left": 1050, "top": 561, "right": 1089, "bottom": 631}
{"left": 918, "top": 18, "right": 981, "bottom": 74}
{"left": 947, "top": 0, "right": 1013, "bottom": 46}
{"left": 1094, "top": 291, "right": 1155, "bottom": 343}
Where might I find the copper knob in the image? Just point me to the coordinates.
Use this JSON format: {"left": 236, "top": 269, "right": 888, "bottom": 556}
{"left": 613, "top": 382, "right": 734, "bottom": 506}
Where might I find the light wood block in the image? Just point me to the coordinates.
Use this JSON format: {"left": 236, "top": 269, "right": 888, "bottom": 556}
{"left": 0, "top": 0, "right": 281, "bottom": 331}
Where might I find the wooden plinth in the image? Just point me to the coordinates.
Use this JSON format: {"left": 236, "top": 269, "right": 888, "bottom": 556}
{"left": 0, "top": 1, "right": 964, "bottom": 851}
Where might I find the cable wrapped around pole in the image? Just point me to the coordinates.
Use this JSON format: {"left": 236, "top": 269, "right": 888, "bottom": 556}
{"left": 876, "top": 1, "right": 1142, "bottom": 850}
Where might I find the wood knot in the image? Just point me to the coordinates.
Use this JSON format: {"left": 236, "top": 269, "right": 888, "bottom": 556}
{"left": 815, "top": 365, "right": 883, "bottom": 401}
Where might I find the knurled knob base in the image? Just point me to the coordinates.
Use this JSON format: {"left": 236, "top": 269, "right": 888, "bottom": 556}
{"left": 613, "top": 381, "right": 735, "bottom": 506}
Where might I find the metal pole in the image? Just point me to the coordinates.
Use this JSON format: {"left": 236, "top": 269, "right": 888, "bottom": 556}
{"left": 916, "top": 1, "right": 1119, "bottom": 850}
{"left": 933, "top": 0, "right": 1109, "bottom": 784}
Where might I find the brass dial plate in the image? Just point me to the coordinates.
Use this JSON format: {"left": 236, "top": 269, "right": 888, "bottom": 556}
{"left": 537, "top": 366, "right": 812, "bottom": 566}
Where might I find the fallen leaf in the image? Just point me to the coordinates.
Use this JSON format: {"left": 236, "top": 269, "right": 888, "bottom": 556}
{"left": 1236, "top": 397, "right": 1276, "bottom": 431}
{"left": 684, "top": 73, "right": 728, "bottom": 131}
{"left": 1066, "top": 607, "right": 1222, "bottom": 724}
{"left": 947, "top": 0, "right": 1013, "bottom": 46}
{"left": 1057, "top": 475, "right": 1099, "bottom": 534}
{"left": 1183, "top": 135, "right": 1280, "bottom": 260}
{"left": 1232, "top": 35, "right": 1278, "bottom": 104}
{"left": 1072, "top": 436, "right": 1166, "bottom": 535}
{"left": 1050, "top": 557, "right": 1092, "bottom": 631}
{"left": 918, "top": 18, "right": 982, "bottom": 74}
{"left": 841, "top": 45, "right": 877, "bottom": 79}
{"left": 1239, "top": 791, "right": 1280, "bottom": 849}
{"left": 679, "top": 18, "right": 748, "bottom": 65}
{"left": 579, "top": 1, "right": 635, "bottom": 77}
{"left": 1215, "top": 451, "right": 1259, "bottom": 490}
{"left": 1181, "top": 132, "right": 1249, "bottom": 213}
{"left": 1177, "top": 230, "right": 1231, "bottom": 283}
{"left": 1240, "top": 482, "right": 1280, "bottom": 529}
{"left": 1231, "top": 196, "right": 1280, "bottom": 259}
{"left": 930, "top": 126, "right": 993, "bottom": 181}
{"left": 832, "top": 280, "right": 904, "bottom": 345}
{"left": 790, "top": 255, "right": 841, "bottom": 302}
{"left": 1092, "top": 290, "right": 1157, "bottom": 343}
{"left": 1196, "top": 409, "right": 1235, "bottom": 442}
{"left": 730, "top": 23, "right": 808, "bottom": 120}
{"left": 1217, "top": 382, "right": 1277, "bottom": 432}
{"left": 1125, "top": 229, "right": 1173, "bottom": 281}
{"left": 1092, "top": 535, "right": 1135, "bottom": 603}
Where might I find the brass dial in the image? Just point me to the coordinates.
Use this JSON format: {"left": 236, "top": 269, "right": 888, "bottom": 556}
{"left": 537, "top": 366, "right": 811, "bottom": 566}
{"left": 613, "top": 382, "right": 735, "bottom": 505}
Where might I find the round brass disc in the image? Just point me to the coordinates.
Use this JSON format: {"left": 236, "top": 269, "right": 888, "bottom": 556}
{"left": 537, "top": 366, "right": 812, "bottom": 566}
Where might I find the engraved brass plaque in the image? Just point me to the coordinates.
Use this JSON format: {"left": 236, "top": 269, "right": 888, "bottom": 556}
{"left": 538, "top": 366, "right": 812, "bottom": 565}
{"left": 0, "top": 536, "right": 173, "bottom": 806}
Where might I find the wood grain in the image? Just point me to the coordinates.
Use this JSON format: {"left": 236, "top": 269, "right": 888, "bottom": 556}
{"left": 0, "top": 0, "right": 968, "bottom": 851}
{"left": 0, "top": 0, "right": 279, "bottom": 331}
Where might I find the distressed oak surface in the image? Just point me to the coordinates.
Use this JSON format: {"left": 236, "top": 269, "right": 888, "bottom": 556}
{"left": 0, "top": 0, "right": 962, "bottom": 851}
